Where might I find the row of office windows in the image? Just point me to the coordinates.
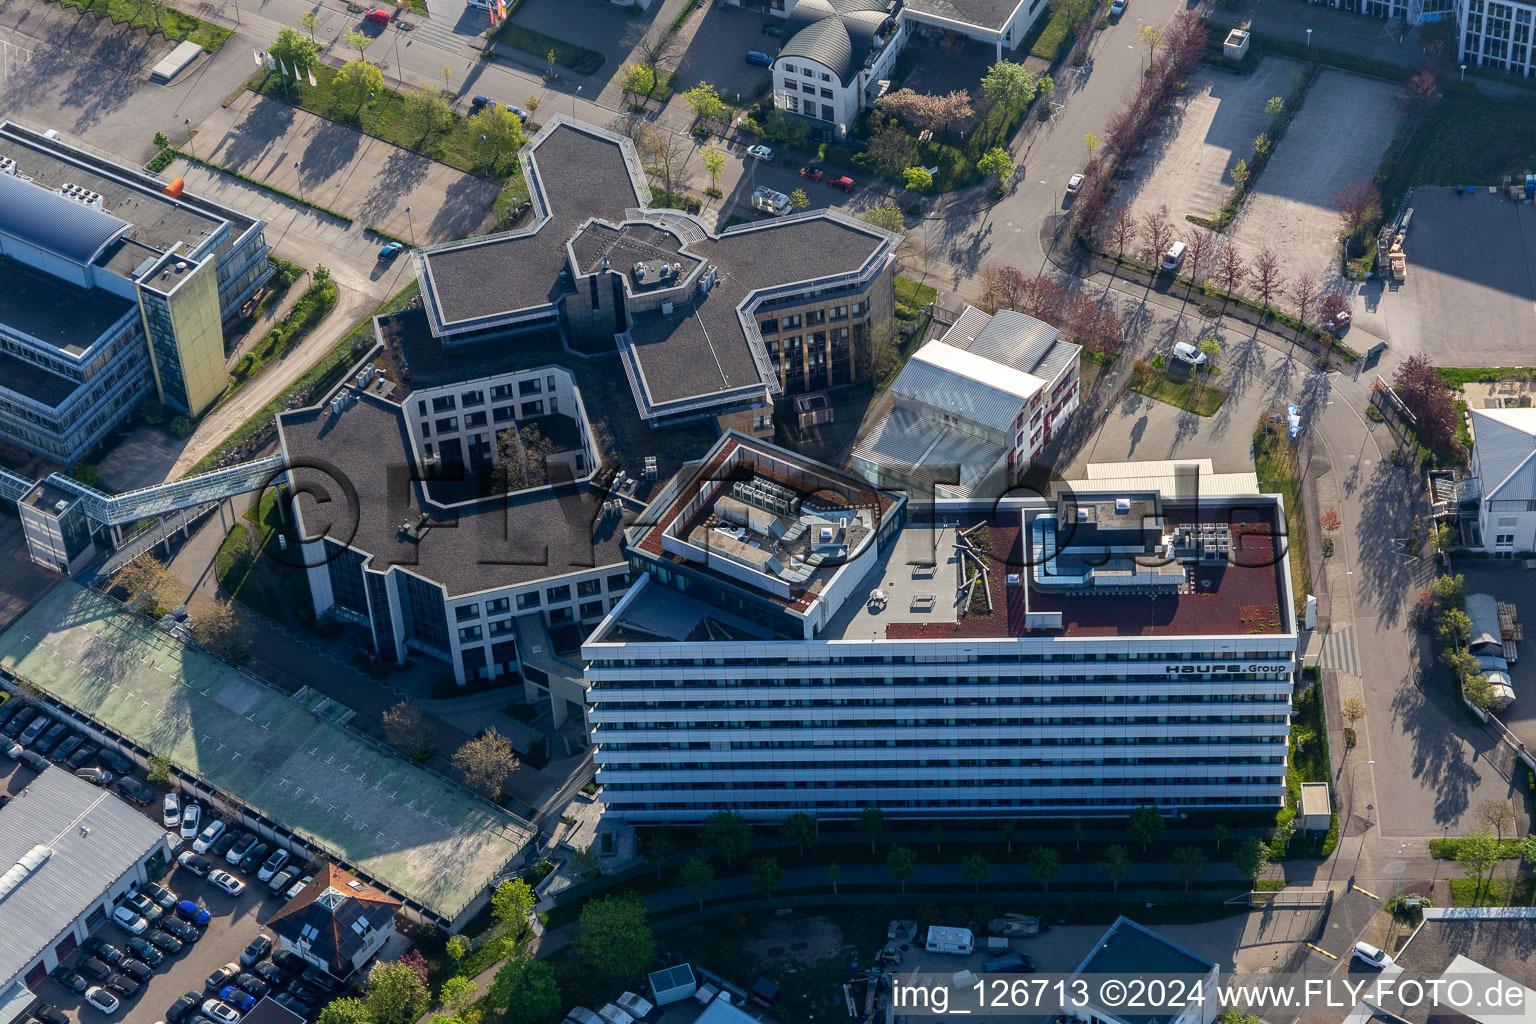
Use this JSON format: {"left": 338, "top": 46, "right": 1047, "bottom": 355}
{"left": 603, "top": 796, "right": 1281, "bottom": 812}
{"left": 601, "top": 776, "right": 1283, "bottom": 793}
{"left": 421, "top": 376, "right": 559, "bottom": 414}
{"left": 590, "top": 649, "right": 1291, "bottom": 669}
{"left": 591, "top": 691, "right": 1289, "bottom": 706}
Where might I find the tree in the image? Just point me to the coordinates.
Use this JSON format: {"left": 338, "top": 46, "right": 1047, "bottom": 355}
{"left": 404, "top": 86, "right": 452, "bottom": 146}
{"left": 1233, "top": 837, "right": 1270, "bottom": 885}
{"left": 1334, "top": 179, "right": 1382, "bottom": 236}
{"left": 1127, "top": 806, "right": 1165, "bottom": 852}
{"left": 679, "top": 858, "right": 716, "bottom": 911}
{"left": 1431, "top": 573, "right": 1466, "bottom": 610}
{"left": 930, "top": 824, "right": 945, "bottom": 853}
{"left": 1252, "top": 247, "right": 1285, "bottom": 311}
{"left": 1521, "top": 834, "right": 1536, "bottom": 872}
{"left": 1001, "top": 822, "right": 1018, "bottom": 853}
{"left": 1104, "top": 205, "right": 1135, "bottom": 258}
{"left": 637, "top": 125, "right": 687, "bottom": 197}
{"left": 862, "top": 203, "right": 905, "bottom": 233}
{"left": 1477, "top": 800, "right": 1516, "bottom": 841}
{"left": 887, "top": 845, "right": 917, "bottom": 893}
{"left": 1289, "top": 272, "right": 1319, "bottom": 334}
{"left": 828, "top": 862, "right": 841, "bottom": 894}
{"left": 681, "top": 81, "right": 731, "bottom": 127}
{"left": 316, "top": 999, "right": 371, "bottom": 1024}
{"left": 1097, "top": 844, "right": 1131, "bottom": 893}
{"left": 343, "top": 29, "right": 373, "bottom": 59}
{"left": 1396, "top": 70, "right": 1439, "bottom": 121}
{"left": 853, "top": 318, "right": 902, "bottom": 385}
{"left": 451, "top": 728, "right": 517, "bottom": 796}
{"left": 980, "top": 59, "right": 1037, "bottom": 110}
{"left": 876, "top": 88, "right": 973, "bottom": 132}
{"left": 1393, "top": 354, "right": 1459, "bottom": 452}
{"left": 962, "top": 852, "right": 991, "bottom": 891}
{"left": 472, "top": 105, "right": 525, "bottom": 173}
{"left": 577, "top": 892, "right": 654, "bottom": 985}
{"left": 146, "top": 755, "right": 175, "bottom": 783}
{"left": 445, "top": 935, "right": 469, "bottom": 963}
{"left": 270, "top": 26, "right": 319, "bottom": 91}
{"left": 782, "top": 812, "right": 818, "bottom": 855}
{"left": 700, "top": 145, "right": 725, "bottom": 193}
{"left": 749, "top": 856, "right": 783, "bottom": 898}
{"left": 701, "top": 810, "right": 751, "bottom": 864}
{"left": 365, "top": 960, "right": 429, "bottom": 1024}
{"left": 381, "top": 701, "right": 436, "bottom": 760}
{"left": 788, "top": 187, "right": 810, "bottom": 211}
{"left": 1027, "top": 845, "right": 1061, "bottom": 899}
{"left": 904, "top": 165, "right": 934, "bottom": 192}
{"left": 193, "top": 599, "right": 253, "bottom": 661}
{"left": 976, "top": 147, "right": 1014, "bottom": 190}
{"left": 857, "top": 807, "right": 890, "bottom": 853}
{"left": 1170, "top": 846, "right": 1208, "bottom": 891}
{"left": 1340, "top": 697, "right": 1367, "bottom": 730}
{"left": 865, "top": 114, "right": 917, "bottom": 177}
{"left": 491, "top": 878, "right": 535, "bottom": 927}
{"left": 496, "top": 421, "right": 557, "bottom": 491}
{"left": 979, "top": 264, "right": 1031, "bottom": 313}
{"left": 1139, "top": 24, "right": 1163, "bottom": 64}
{"left": 1253, "top": 131, "right": 1271, "bottom": 155}
{"left": 1230, "top": 158, "right": 1250, "bottom": 191}
{"left": 114, "top": 554, "right": 180, "bottom": 612}
{"left": 1440, "top": 609, "right": 1473, "bottom": 650}
{"left": 487, "top": 954, "right": 561, "bottom": 1024}
{"left": 1183, "top": 229, "right": 1216, "bottom": 288}
{"left": 337, "top": 59, "right": 383, "bottom": 113}
{"left": 1265, "top": 96, "right": 1284, "bottom": 116}
{"left": 1139, "top": 205, "right": 1174, "bottom": 265}
{"left": 1457, "top": 827, "right": 1501, "bottom": 895}
{"left": 644, "top": 831, "right": 676, "bottom": 879}
{"left": 1461, "top": 662, "right": 1498, "bottom": 712}
{"left": 1210, "top": 244, "right": 1245, "bottom": 298}
{"left": 1212, "top": 824, "right": 1230, "bottom": 851}
{"left": 1083, "top": 131, "right": 1098, "bottom": 161}
{"left": 621, "top": 61, "right": 656, "bottom": 98}
{"left": 298, "top": 10, "right": 319, "bottom": 41}
{"left": 1072, "top": 821, "right": 1087, "bottom": 852}
{"left": 440, "top": 978, "right": 478, "bottom": 1017}
{"left": 1198, "top": 335, "right": 1224, "bottom": 372}
{"left": 633, "top": 25, "right": 682, "bottom": 77}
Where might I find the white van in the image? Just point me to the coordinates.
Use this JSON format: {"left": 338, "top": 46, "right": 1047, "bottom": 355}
{"left": 752, "top": 186, "right": 790, "bottom": 215}
{"left": 1160, "top": 240, "right": 1187, "bottom": 271}
{"left": 925, "top": 925, "right": 974, "bottom": 955}
{"left": 1171, "top": 340, "right": 1207, "bottom": 366}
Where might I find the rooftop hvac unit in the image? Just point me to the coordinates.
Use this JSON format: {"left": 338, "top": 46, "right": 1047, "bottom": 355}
{"left": 0, "top": 157, "right": 15, "bottom": 176}
{"left": 601, "top": 258, "right": 611, "bottom": 271}
{"left": 661, "top": 300, "right": 674, "bottom": 315}
{"left": 331, "top": 398, "right": 342, "bottom": 414}
{"left": 175, "top": 261, "right": 188, "bottom": 273}
{"left": 56, "top": 182, "right": 105, "bottom": 211}
{"left": 1115, "top": 498, "right": 1130, "bottom": 512}
{"left": 633, "top": 262, "right": 647, "bottom": 280}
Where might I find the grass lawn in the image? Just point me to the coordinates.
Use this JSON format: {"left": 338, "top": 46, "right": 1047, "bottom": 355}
{"left": 48, "top": 0, "right": 231, "bottom": 51}
{"left": 895, "top": 275, "right": 937, "bottom": 311}
{"left": 223, "top": 279, "right": 338, "bottom": 398}
{"left": 491, "top": 22, "right": 604, "bottom": 75}
{"left": 1435, "top": 366, "right": 1536, "bottom": 389}
{"left": 1252, "top": 421, "right": 1310, "bottom": 620}
{"left": 214, "top": 492, "right": 313, "bottom": 628}
{"left": 1449, "top": 876, "right": 1534, "bottom": 907}
{"left": 247, "top": 69, "right": 527, "bottom": 179}
{"left": 1128, "top": 361, "right": 1228, "bottom": 415}
{"left": 1404, "top": 90, "right": 1536, "bottom": 185}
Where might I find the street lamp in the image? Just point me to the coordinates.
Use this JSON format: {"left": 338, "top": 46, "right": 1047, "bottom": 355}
{"left": 404, "top": 204, "right": 415, "bottom": 246}
{"left": 184, "top": 118, "right": 194, "bottom": 159}
{"left": 1306, "top": 28, "right": 1312, "bottom": 59}
{"left": 572, "top": 84, "right": 582, "bottom": 119}
{"left": 1460, "top": 63, "right": 1467, "bottom": 82}
{"left": 1129, "top": 44, "right": 1142, "bottom": 77}
{"left": 1349, "top": 758, "right": 1376, "bottom": 874}
{"left": 1040, "top": 178, "right": 1057, "bottom": 212}
{"left": 294, "top": 160, "right": 302, "bottom": 201}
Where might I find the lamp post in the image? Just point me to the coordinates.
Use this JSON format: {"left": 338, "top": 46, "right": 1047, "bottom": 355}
{"left": 1306, "top": 28, "right": 1312, "bottom": 60}
{"left": 1129, "top": 44, "right": 1142, "bottom": 77}
{"left": 572, "top": 84, "right": 581, "bottom": 119}
{"left": 185, "top": 118, "right": 194, "bottom": 159}
{"left": 404, "top": 205, "right": 415, "bottom": 246}
{"left": 1460, "top": 63, "right": 1467, "bottom": 82}
{"left": 294, "top": 161, "right": 302, "bottom": 201}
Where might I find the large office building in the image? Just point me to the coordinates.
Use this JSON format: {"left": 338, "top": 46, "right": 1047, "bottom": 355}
{"left": 0, "top": 121, "right": 271, "bottom": 465}
{"left": 0, "top": 767, "right": 173, "bottom": 1023}
{"left": 583, "top": 439, "right": 1298, "bottom": 822}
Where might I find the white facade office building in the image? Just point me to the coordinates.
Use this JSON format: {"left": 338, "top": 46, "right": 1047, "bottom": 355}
{"left": 584, "top": 439, "right": 1298, "bottom": 823}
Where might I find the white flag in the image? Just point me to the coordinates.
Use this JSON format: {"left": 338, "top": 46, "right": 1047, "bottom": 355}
{"left": 279, "top": 57, "right": 289, "bottom": 78}
{"left": 266, "top": 50, "right": 276, "bottom": 71}
{"left": 253, "top": 48, "right": 263, "bottom": 68}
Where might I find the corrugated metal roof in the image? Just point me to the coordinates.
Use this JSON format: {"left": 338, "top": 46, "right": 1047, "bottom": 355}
{"left": 889, "top": 355, "right": 1024, "bottom": 433}
{"left": 1086, "top": 459, "right": 1215, "bottom": 479}
{"left": 953, "top": 309, "right": 1082, "bottom": 384}
{"left": 0, "top": 767, "right": 167, "bottom": 987}
{"left": 780, "top": 0, "right": 895, "bottom": 86}
{"left": 0, "top": 172, "right": 131, "bottom": 266}
{"left": 850, "top": 404, "right": 1005, "bottom": 496}
{"left": 1471, "top": 408, "right": 1536, "bottom": 502}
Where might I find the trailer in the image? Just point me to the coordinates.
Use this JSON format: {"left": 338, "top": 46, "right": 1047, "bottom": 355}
{"left": 987, "top": 915, "right": 1043, "bottom": 937}
{"left": 925, "top": 925, "right": 974, "bottom": 954}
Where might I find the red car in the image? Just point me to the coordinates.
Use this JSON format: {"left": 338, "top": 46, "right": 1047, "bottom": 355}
{"left": 363, "top": 8, "right": 391, "bottom": 22}
{"left": 829, "top": 175, "right": 855, "bottom": 192}
{"left": 799, "top": 165, "right": 824, "bottom": 182}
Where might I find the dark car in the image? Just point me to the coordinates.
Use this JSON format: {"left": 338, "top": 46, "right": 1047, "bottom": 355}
{"left": 78, "top": 958, "right": 113, "bottom": 983}
{"left": 168, "top": 991, "right": 202, "bottom": 1024}
{"left": 82, "top": 938, "right": 125, "bottom": 966}
{"left": 236, "top": 973, "right": 271, "bottom": 998}
{"left": 50, "top": 967, "right": 88, "bottom": 994}
{"left": 287, "top": 981, "right": 322, "bottom": 1005}
{"left": 116, "top": 777, "right": 155, "bottom": 805}
{"left": 2, "top": 705, "right": 36, "bottom": 736}
{"left": 297, "top": 968, "right": 335, "bottom": 994}
{"left": 241, "top": 935, "right": 273, "bottom": 967}
{"left": 158, "top": 916, "right": 199, "bottom": 944}
{"left": 51, "top": 733, "right": 85, "bottom": 763}
{"left": 34, "top": 723, "right": 71, "bottom": 755}
{"left": 146, "top": 929, "right": 184, "bottom": 954}
{"left": 273, "top": 994, "right": 313, "bottom": 1019}
{"left": 141, "top": 883, "right": 178, "bottom": 909}
{"left": 19, "top": 749, "right": 49, "bottom": 773}
{"left": 239, "top": 842, "right": 270, "bottom": 875}
{"left": 177, "top": 852, "right": 211, "bottom": 878}
{"left": 829, "top": 175, "right": 856, "bottom": 192}
{"left": 97, "top": 748, "right": 134, "bottom": 775}
{"left": 106, "top": 972, "right": 143, "bottom": 997}
{"left": 207, "top": 964, "right": 241, "bottom": 991}
{"left": 252, "top": 962, "right": 286, "bottom": 988}
{"left": 211, "top": 829, "right": 242, "bottom": 857}
{"left": 32, "top": 1005, "right": 68, "bottom": 1024}
{"left": 225, "top": 834, "right": 257, "bottom": 865}
{"left": 0, "top": 698, "right": 24, "bottom": 728}
{"left": 761, "top": 21, "right": 782, "bottom": 36}
{"left": 125, "top": 937, "right": 164, "bottom": 966}
{"left": 271, "top": 950, "right": 307, "bottom": 975}
{"left": 68, "top": 743, "right": 100, "bottom": 770}
{"left": 120, "top": 959, "right": 154, "bottom": 983}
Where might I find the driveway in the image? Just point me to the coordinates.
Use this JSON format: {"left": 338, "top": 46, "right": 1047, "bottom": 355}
{"left": 672, "top": 5, "right": 774, "bottom": 109}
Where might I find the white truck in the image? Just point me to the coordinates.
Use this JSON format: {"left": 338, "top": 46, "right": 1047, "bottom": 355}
{"left": 751, "top": 186, "right": 791, "bottom": 215}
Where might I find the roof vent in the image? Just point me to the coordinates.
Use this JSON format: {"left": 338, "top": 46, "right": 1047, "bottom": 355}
{"left": 1076, "top": 508, "right": 1089, "bottom": 522}
{"left": 175, "top": 261, "right": 188, "bottom": 273}
{"left": 56, "top": 182, "right": 104, "bottom": 211}
{"left": 0, "top": 157, "right": 16, "bottom": 176}
{"left": 1115, "top": 498, "right": 1130, "bottom": 512}
{"left": 0, "top": 844, "right": 52, "bottom": 905}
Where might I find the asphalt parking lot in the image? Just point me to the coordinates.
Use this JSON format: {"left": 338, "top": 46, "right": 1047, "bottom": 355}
{"left": 1460, "top": 561, "right": 1536, "bottom": 749}
{"left": 674, "top": 6, "right": 775, "bottom": 107}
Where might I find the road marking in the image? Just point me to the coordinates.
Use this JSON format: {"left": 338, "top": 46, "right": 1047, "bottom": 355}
{"left": 1352, "top": 884, "right": 1380, "bottom": 900}
{"left": 1308, "top": 943, "right": 1339, "bottom": 960}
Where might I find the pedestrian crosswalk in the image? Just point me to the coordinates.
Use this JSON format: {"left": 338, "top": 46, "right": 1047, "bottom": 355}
{"left": 1318, "top": 624, "right": 1360, "bottom": 676}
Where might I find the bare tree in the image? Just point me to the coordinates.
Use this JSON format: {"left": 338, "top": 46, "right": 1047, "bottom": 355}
{"left": 1334, "top": 179, "right": 1382, "bottom": 237}
{"left": 978, "top": 264, "right": 1028, "bottom": 313}
{"left": 1252, "top": 247, "right": 1285, "bottom": 311}
{"left": 114, "top": 555, "right": 181, "bottom": 612}
{"left": 1182, "top": 229, "right": 1217, "bottom": 288}
{"left": 1104, "top": 205, "right": 1135, "bottom": 259}
{"left": 1213, "top": 244, "right": 1248, "bottom": 298}
{"left": 633, "top": 27, "right": 682, "bottom": 75}
{"left": 1139, "top": 205, "right": 1174, "bottom": 266}
{"left": 1289, "top": 272, "right": 1319, "bottom": 331}
{"left": 1017, "top": 275, "right": 1067, "bottom": 322}
{"left": 637, "top": 125, "right": 688, "bottom": 198}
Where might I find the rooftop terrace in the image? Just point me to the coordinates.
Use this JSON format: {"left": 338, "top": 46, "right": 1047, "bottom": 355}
{"left": 0, "top": 581, "right": 532, "bottom": 920}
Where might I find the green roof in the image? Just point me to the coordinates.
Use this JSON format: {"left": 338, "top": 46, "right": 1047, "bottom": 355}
{"left": 0, "top": 581, "right": 532, "bottom": 921}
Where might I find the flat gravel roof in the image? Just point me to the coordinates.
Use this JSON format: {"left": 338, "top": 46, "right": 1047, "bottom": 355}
{"left": 0, "top": 256, "right": 137, "bottom": 358}
{"left": 0, "top": 582, "right": 533, "bottom": 921}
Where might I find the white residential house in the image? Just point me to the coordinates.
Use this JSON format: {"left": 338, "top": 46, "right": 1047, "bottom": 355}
{"left": 1468, "top": 407, "right": 1536, "bottom": 556}
{"left": 772, "top": 0, "right": 905, "bottom": 138}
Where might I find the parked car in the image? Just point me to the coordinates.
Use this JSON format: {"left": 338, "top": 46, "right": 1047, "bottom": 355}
{"left": 252, "top": 963, "right": 286, "bottom": 988}
{"left": 1160, "top": 239, "right": 1187, "bottom": 271}
{"left": 83, "top": 939, "right": 125, "bottom": 966}
{"left": 51, "top": 733, "right": 85, "bottom": 763}
{"left": 1321, "top": 306, "right": 1353, "bottom": 333}
{"left": 267, "top": 869, "right": 297, "bottom": 895}
{"left": 257, "top": 848, "right": 290, "bottom": 882}
{"left": 86, "top": 987, "right": 122, "bottom": 1015}
{"left": 1066, "top": 172, "right": 1086, "bottom": 195}
{"left": 298, "top": 968, "right": 335, "bottom": 994}
{"left": 19, "top": 714, "right": 53, "bottom": 746}
{"left": 1353, "top": 941, "right": 1394, "bottom": 968}
{"left": 19, "top": 749, "right": 49, "bottom": 773}
{"left": 1109, "top": 0, "right": 1127, "bottom": 15}
{"left": 3, "top": 739, "right": 21, "bottom": 759}
{"left": 226, "top": 835, "right": 257, "bottom": 865}
{"left": 51, "top": 967, "right": 88, "bottom": 994}
{"left": 272, "top": 994, "right": 313, "bottom": 1019}
{"left": 744, "top": 50, "right": 773, "bottom": 67}
{"left": 219, "top": 988, "right": 257, "bottom": 1014}
{"left": 745, "top": 144, "right": 774, "bottom": 161}
{"left": 116, "top": 777, "right": 154, "bottom": 805}
{"left": 378, "top": 243, "right": 404, "bottom": 263}
{"left": 241, "top": 935, "right": 273, "bottom": 967}
{"left": 119, "top": 959, "right": 154, "bottom": 984}
{"left": 176, "top": 900, "right": 212, "bottom": 926}
{"left": 163, "top": 793, "right": 181, "bottom": 828}
{"left": 829, "top": 175, "right": 856, "bottom": 192}
{"left": 210, "top": 870, "right": 246, "bottom": 897}
{"left": 271, "top": 951, "right": 307, "bottom": 975}
{"left": 1171, "top": 340, "right": 1207, "bottom": 366}
{"left": 236, "top": 974, "right": 271, "bottom": 998}
{"left": 121, "top": 891, "right": 156, "bottom": 917}
{"left": 799, "top": 165, "right": 824, "bottom": 182}
{"left": 177, "top": 851, "right": 211, "bottom": 877}
{"left": 761, "top": 21, "right": 783, "bottom": 36}
{"left": 146, "top": 930, "right": 184, "bottom": 954}
{"left": 179, "top": 803, "right": 202, "bottom": 840}
{"left": 158, "top": 916, "right": 199, "bottom": 944}
{"left": 363, "top": 7, "right": 391, "bottom": 23}
{"left": 105, "top": 972, "right": 142, "bottom": 998}
{"left": 76, "top": 766, "right": 113, "bottom": 786}
{"left": 283, "top": 875, "right": 313, "bottom": 902}
{"left": 112, "top": 905, "right": 149, "bottom": 935}
{"left": 4, "top": 706, "right": 38, "bottom": 737}
{"left": 78, "top": 958, "right": 113, "bottom": 983}
{"left": 32, "top": 1005, "right": 68, "bottom": 1024}
{"left": 69, "top": 743, "right": 100, "bottom": 769}
{"left": 0, "top": 696, "right": 20, "bottom": 728}
{"left": 193, "top": 821, "right": 226, "bottom": 854}
{"left": 125, "top": 937, "right": 165, "bottom": 966}
{"left": 97, "top": 749, "right": 133, "bottom": 775}
{"left": 210, "top": 830, "right": 241, "bottom": 858}
{"left": 167, "top": 992, "right": 201, "bottom": 1024}
{"left": 140, "top": 882, "right": 177, "bottom": 909}
{"left": 239, "top": 843, "right": 270, "bottom": 875}
{"left": 34, "top": 722, "right": 70, "bottom": 754}
{"left": 206, "top": 964, "right": 241, "bottom": 992}
{"left": 201, "top": 999, "right": 244, "bottom": 1024}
